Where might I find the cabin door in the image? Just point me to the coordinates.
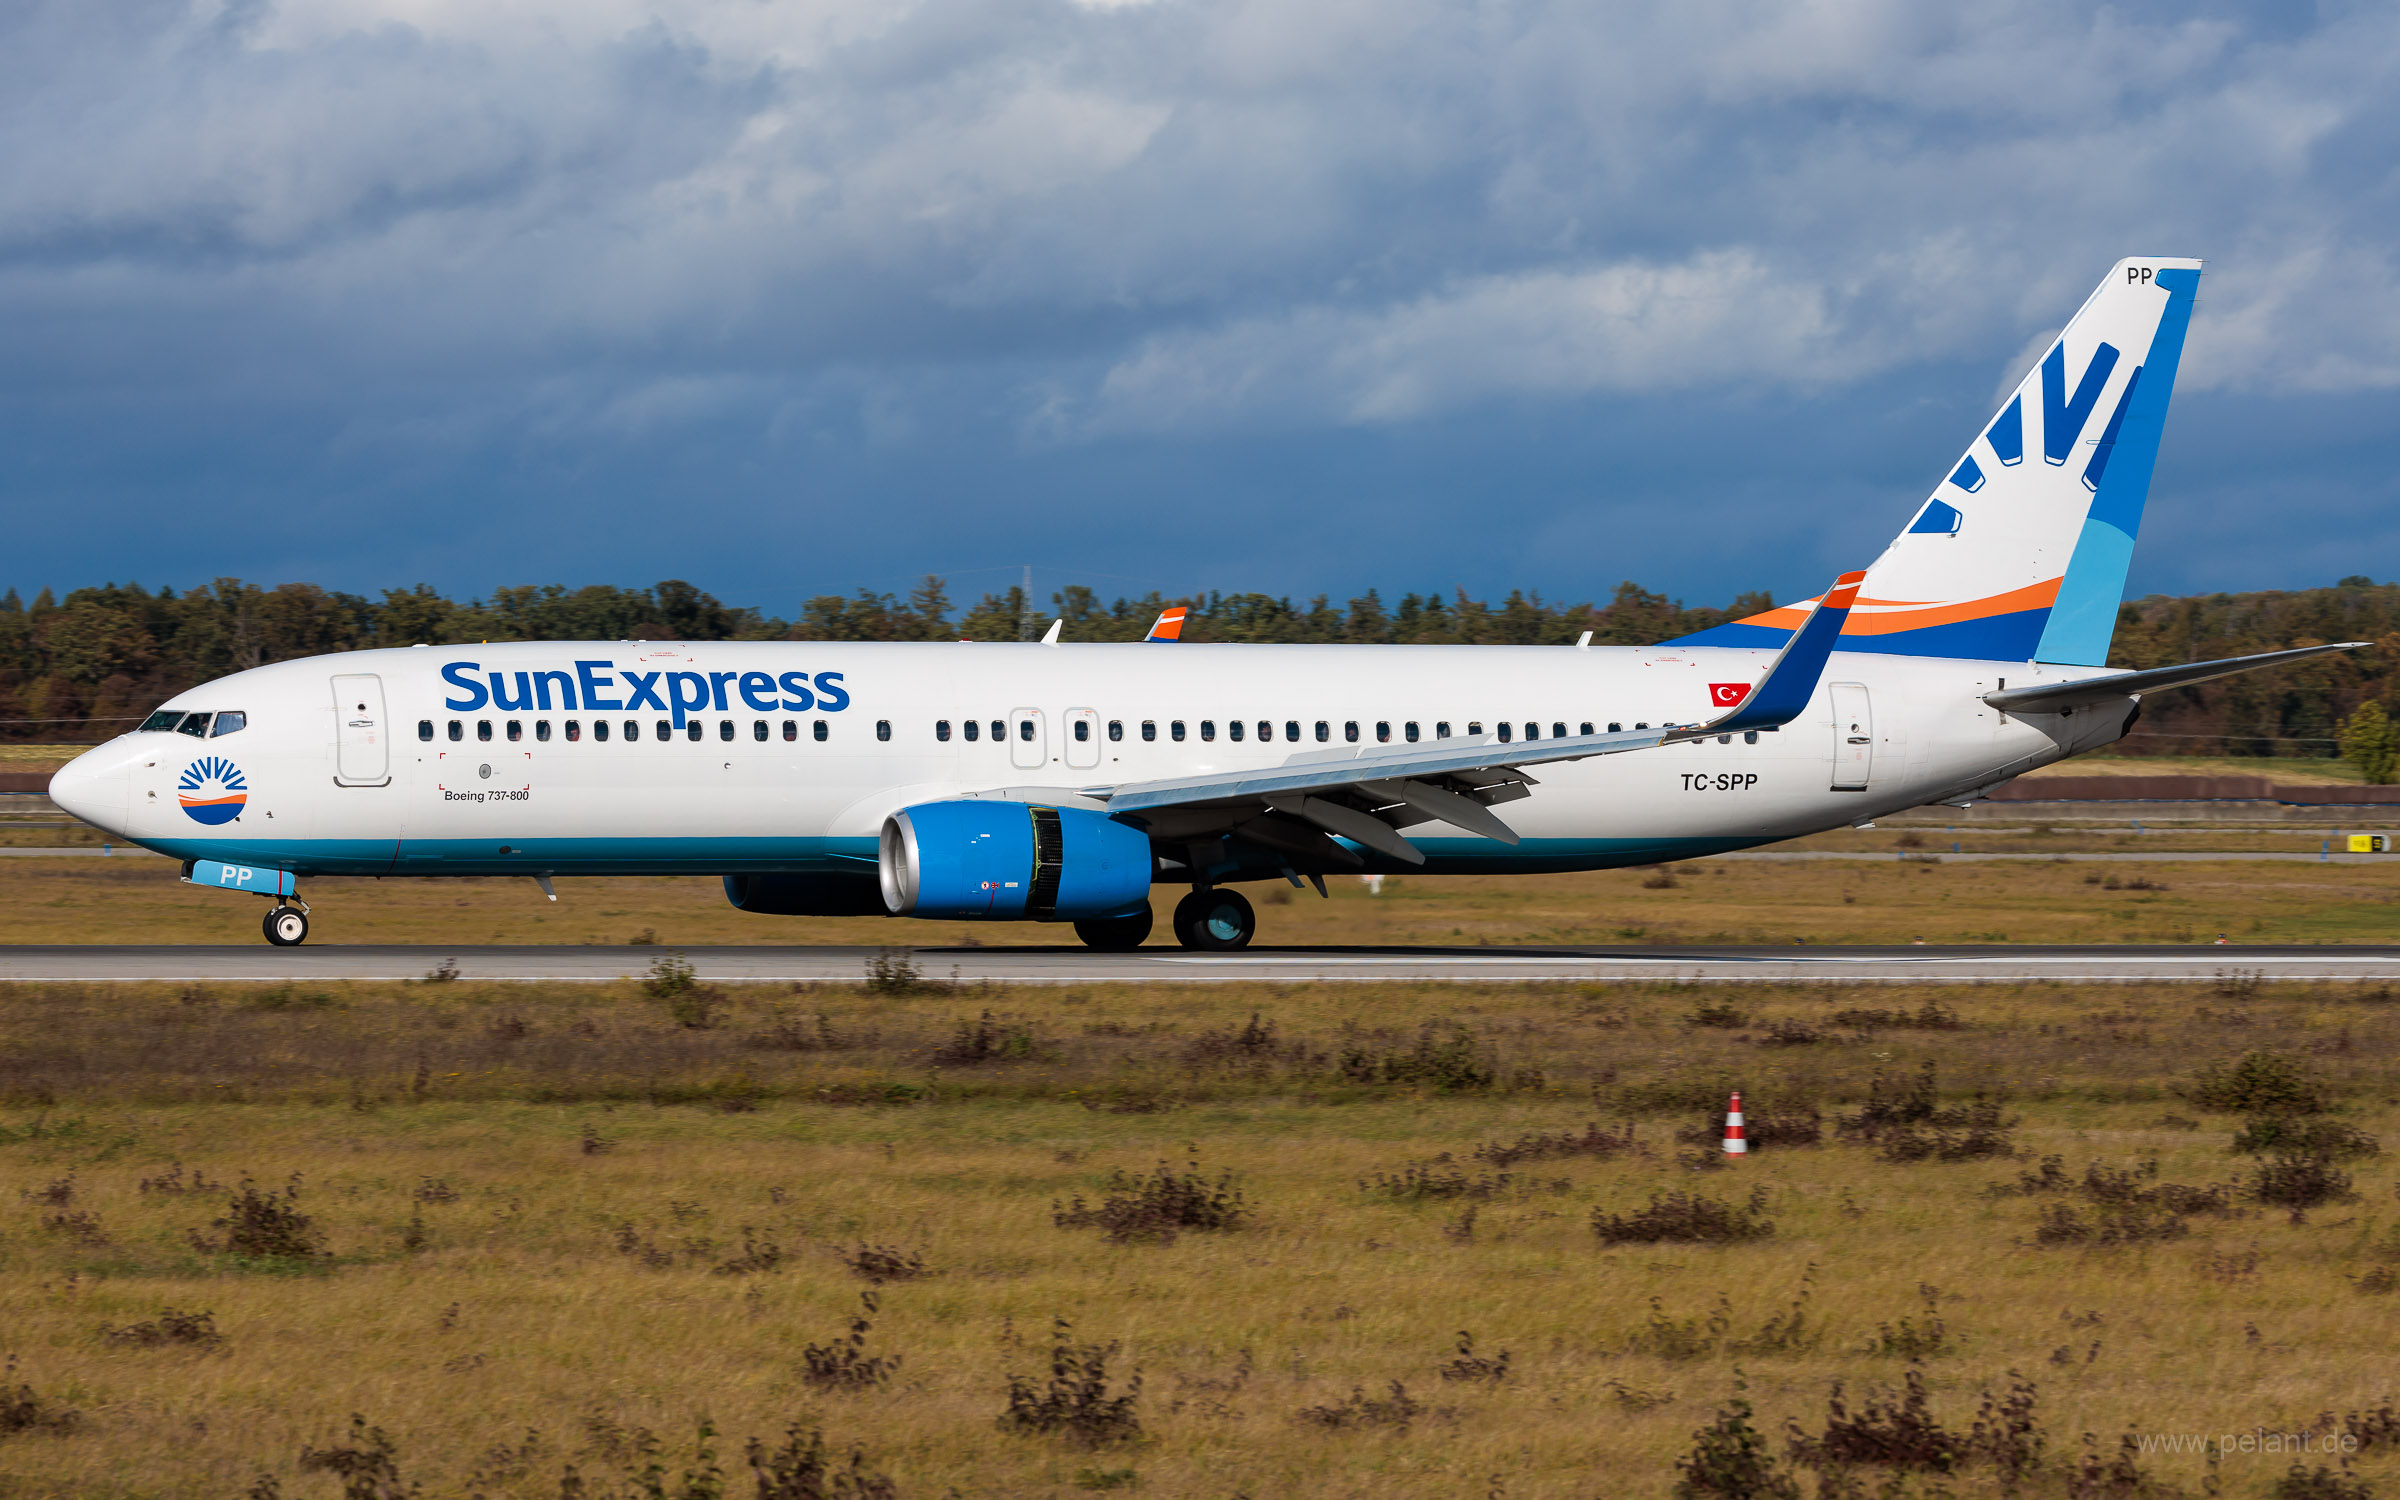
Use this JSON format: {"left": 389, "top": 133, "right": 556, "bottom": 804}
{"left": 1829, "top": 681, "right": 1872, "bottom": 791}
{"left": 332, "top": 674, "right": 391, "bottom": 786}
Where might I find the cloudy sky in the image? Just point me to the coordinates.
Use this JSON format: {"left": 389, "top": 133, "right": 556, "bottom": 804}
{"left": 5, "top": 0, "right": 2396, "bottom": 614}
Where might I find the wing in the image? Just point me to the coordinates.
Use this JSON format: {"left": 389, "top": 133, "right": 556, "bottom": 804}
{"left": 1086, "top": 570, "right": 1866, "bottom": 866}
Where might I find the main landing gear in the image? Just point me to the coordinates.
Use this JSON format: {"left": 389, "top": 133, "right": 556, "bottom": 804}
{"left": 1171, "top": 887, "right": 1255, "bottom": 951}
{"left": 262, "top": 904, "right": 310, "bottom": 947}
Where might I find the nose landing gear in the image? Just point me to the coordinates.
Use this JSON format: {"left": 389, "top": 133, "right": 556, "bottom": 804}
{"left": 1171, "top": 887, "right": 1255, "bottom": 950}
{"left": 262, "top": 903, "right": 310, "bottom": 947}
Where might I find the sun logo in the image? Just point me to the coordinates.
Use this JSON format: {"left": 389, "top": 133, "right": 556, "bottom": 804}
{"left": 177, "top": 755, "right": 248, "bottom": 825}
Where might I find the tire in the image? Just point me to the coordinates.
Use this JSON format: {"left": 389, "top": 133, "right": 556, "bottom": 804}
{"left": 1171, "top": 887, "right": 1255, "bottom": 951}
{"left": 1073, "top": 907, "right": 1153, "bottom": 951}
{"left": 263, "top": 907, "right": 309, "bottom": 947}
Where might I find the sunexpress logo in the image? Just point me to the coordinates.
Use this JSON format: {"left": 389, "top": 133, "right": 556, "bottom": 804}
{"left": 440, "top": 660, "right": 851, "bottom": 730}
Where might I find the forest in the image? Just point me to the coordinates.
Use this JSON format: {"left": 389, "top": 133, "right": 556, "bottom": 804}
{"left": 3, "top": 572, "right": 2394, "bottom": 758}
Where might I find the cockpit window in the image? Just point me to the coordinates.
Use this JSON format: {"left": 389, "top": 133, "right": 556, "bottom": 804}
{"left": 175, "top": 713, "right": 212, "bottom": 738}
{"left": 210, "top": 711, "right": 247, "bottom": 738}
{"left": 139, "top": 710, "right": 185, "bottom": 733}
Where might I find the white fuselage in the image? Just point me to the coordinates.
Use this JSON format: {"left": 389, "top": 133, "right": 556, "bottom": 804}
{"left": 48, "top": 640, "right": 2123, "bottom": 885}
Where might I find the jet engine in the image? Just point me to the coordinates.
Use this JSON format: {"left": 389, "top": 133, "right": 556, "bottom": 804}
{"left": 878, "top": 801, "right": 1153, "bottom": 920}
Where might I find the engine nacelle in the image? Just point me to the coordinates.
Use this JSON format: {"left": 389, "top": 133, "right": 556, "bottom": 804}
{"left": 879, "top": 801, "right": 1153, "bottom": 920}
{"left": 722, "top": 873, "right": 888, "bottom": 917}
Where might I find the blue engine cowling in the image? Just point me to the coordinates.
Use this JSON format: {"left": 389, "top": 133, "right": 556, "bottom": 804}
{"left": 879, "top": 801, "right": 1153, "bottom": 920}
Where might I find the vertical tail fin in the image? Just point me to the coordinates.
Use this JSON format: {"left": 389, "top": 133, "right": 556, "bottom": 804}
{"left": 1144, "top": 606, "right": 1189, "bottom": 642}
{"left": 1674, "top": 258, "right": 2201, "bottom": 665}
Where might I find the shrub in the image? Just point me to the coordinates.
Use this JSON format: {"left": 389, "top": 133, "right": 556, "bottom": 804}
{"left": 1474, "top": 1120, "right": 1636, "bottom": 1167}
{"left": 1755, "top": 1019, "right": 1822, "bottom": 1047}
{"left": 1360, "top": 1154, "right": 1513, "bottom": 1202}
{"left": 2065, "top": 1429, "right": 2159, "bottom": 1498}
{"left": 1838, "top": 1064, "right": 2016, "bottom": 1161}
{"left": 931, "top": 1010, "right": 1040, "bottom": 1066}
{"left": 843, "top": 1244, "right": 928, "bottom": 1285}
{"left": 1786, "top": 1367, "right": 1959, "bottom": 1472}
{"left": 746, "top": 1427, "right": 898, "bottom": 1500}
{"left": 1053, "top": 1159, "right": 1249, "bottom": 1244}
{"left": 2272, "top": 1463, "right": 2374, "bottom": 1500}
{"left": 138, "top": 1162, "right": 221, "bottom": 1195}
{"left": 1435, "top": 1331, "right": 1510, "bottom": 1384}
{"left": 802, "top": 1294, "right": 900, "bottom": 1392}
{"left": 1862, "top": 1285, "right": 1949, "bottom": 1358}
{"left": 713, "top": 1229, "right": 785, "bottom": 1276}
{"left": 298, "top": 1415, "right": 414, "bottom": 1500}
{"left": 101, "top": 1308, "right": 224, "bottom": 1349}
{"left": 864, "top": 948, "right": 946, "bottom": 996}
{"left": 750, "top": 1012, "right": 848, "bottom": 1053}
{"left": 1183, "top": 1012, "right": 1287, "bottom": 1065}
{"left": 1294, "top": 1382, "right": 1428, "bottom": 1431}
{"left": 1687, "top": 1000, "right": 1749, "bottom": 1029}
{"left": 642, "top": 953, "right": 723, "bottom": 1029}
{"left": 1672, "top": 1374, "right": 1800, "bottom": 1500}
{"left": 999, "top": 1321, "right": 1143, "bottom": 1446}
{"left": 2034, "top": 1201, "right": 2191, "bottom": 1246}
{"left": 1628, "top": 1295, "right": 1732, "bottom": 1360}
{"left": 1594, "top": 1189, "right": 1774, "bottom": 1245}
{"left": 1336, "top": 1022, "right": 1497, "bottom": 1092}
{"left": 2251, "top": 1151, "right": 2356, "bottom": 1210}
{"left": 2232, "top": 1116, "right": 2379, "bottom": 1159}
{"left": 195, "top": 1176, "right": 323, "bottom": 1261}
{"left": 2189, "top": 1051, "right": 2325, "bottom": 1114}
{"left": 1829, "top": 1001, "right": 1964, "bottom": 1031}
{"left": 0, "top": 1358, "right": 80, "bottom": 1437}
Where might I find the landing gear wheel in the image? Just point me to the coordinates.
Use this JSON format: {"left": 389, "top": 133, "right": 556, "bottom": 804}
{"left": 1172, "top": 887, "right": 1255, "bottom": 951}
{"left": 1073, "top": 906, "right": 1153, "bottom": 951}
{"left": 263, "top": 906, "right": 309, "bottom": 947}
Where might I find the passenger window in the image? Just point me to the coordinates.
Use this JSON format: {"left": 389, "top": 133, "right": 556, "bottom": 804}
{"left": 963, "top": 720, "right": 979, "bottom": 742}
{"left": 688, "top": 722, "right": 703, "bottom": 742}
{"left": 448, "top": 721, "right": 463, "bottom": 742}
{"left": 1017, "top": 720, "right": 1034, "bottom": 742}
{"left": 1467, "top": 722, "right": 1483, "bottom": 736}
{"left": 1288, "top": 721, "right": 1302, "bottom": 742}
{"left": 1200, "top": 720, "right": 1215, "bottom": 742}
{"left": 1580, "top": 722, "right": 1594, "bottom": 736}
{"left": 1405, "top": 722, "right": 1419, "bottom": 742}
{"left": 936, "top": 720, "right": 952, "bottom": 742}
{"left": 417, "top": 720, "right": 433, "bottom": 742}
{"left": 212, "top": 711, "right": 247, "bottom": 737}
{"left": 1636, "top": 722, "right": 1649, "bottom": 730}
{"left": 507, "top": 721, "right": 523, "bottom": 742}
{"left": 719, "top": 720, "right": 734, "bottom": 742}
{"left": 655, "top": 720, "right": 669, "bottom": 741}
{"left": 536, "top": 721, "right": 551, "bottom": 743}
{"left": 566, "top": 720, "right": 582, "bottom": 742}
{"left": 1228, "top": 721, "right": 1243, "bottom": 742}
{"left": 1171, "top": 721, "right": 1186, "bottom": 742}
{"left": 1108, "top": 720, "right": 1123, "bottom": 742}
{"left": 1259, "top": 721, "right": 1273, "bottom": 742}
{"left": 990, "top": 720, "right": 1003, "bottom": 740}
{"left": 1524, "top": 722, "right": 1538, "bottom": 740}
{"left": 624, "top": 721, "right": 640, "bottom": 741}
{"left": 783, "top": 720, "right": 797, "bottom": 742}
{"left": 1553, "top": 722, "right": 1568, "bottom": 739}
{"left": 478, "top": 720, "right": 493, "bottom": 742}
{"left": 876, "top": 720, "right": 892, "bottom": 742}
{"left": 1374, "top": 721, "right": 1388, "bottom": 742}
{"left": 1073, "top": 720, "right": 1089, "bottom": 742}
{"left": 753, "top": 720, "right": 768, "bottom": 742}
{"left": 1496, "top": 723, "right": 1512, "bottom": 742}
{"left": 1337, "top": 721, "right": 1351, "bottom": 742}
{"left": 814, "top": 720, "right": 829, "bottom": 742}
{"left": 1434, "top": 722, "right": 1449, "bottom": 739}
{"left": 1142, "top": 721, "right": 1156, "bottom": 742}
{"left": 1609, "top": 722, "right": 1622, "bottom": 733}
{"left": 177, "top": 713, "right": 211, "bottom": 738}
{"left": 592, "top": 720, "right": 608, "bottom": 742}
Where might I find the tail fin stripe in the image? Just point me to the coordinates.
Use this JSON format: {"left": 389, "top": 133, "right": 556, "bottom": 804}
{"left": 2041, "top": 340, "right": 2120, "bottom": 464}
{"left": 1987, "top": 397, "right": 2024, "bottom": 465}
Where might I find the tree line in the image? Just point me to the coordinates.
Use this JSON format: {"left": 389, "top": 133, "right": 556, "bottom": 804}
{"left": 4, "top": 572, "right": 2397, "bottom": 760}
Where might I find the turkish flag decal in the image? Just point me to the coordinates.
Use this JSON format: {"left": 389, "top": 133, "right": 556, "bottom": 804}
{"left": 1708, "top": 682, "right": 1751, "bottom": 707}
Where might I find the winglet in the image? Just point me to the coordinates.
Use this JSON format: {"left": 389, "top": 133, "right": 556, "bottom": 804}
{"left": 1144, "top": 606, "right": 1189, "bottom": 643}
{"left": 1697, "top": 570, "right": 1864, "bottom": 735}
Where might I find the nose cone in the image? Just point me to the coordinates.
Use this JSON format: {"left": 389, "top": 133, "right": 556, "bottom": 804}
{"left": 49, "top": 744, "right": 131, "bottom": 835}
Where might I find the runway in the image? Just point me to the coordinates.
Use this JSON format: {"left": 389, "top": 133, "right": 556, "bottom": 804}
{"left": 5, "top": 942, "right": 2397, "bottom": 984}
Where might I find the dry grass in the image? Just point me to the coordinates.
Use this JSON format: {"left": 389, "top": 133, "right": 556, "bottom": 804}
{"left": 5, "top": 849, "right": 2400, "bottom": 948}
{"left": 2, "top": 978, "right": 2399, "bottom": 1496}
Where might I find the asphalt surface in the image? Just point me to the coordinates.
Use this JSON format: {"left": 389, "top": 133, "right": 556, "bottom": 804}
{"left": 4, "top": 943, "right": 2396, "bottom": 983}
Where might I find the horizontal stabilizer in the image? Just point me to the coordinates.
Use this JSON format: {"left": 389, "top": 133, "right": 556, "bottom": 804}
{"left": 1982, "top": 642, "right": 2369, "bottom": 714}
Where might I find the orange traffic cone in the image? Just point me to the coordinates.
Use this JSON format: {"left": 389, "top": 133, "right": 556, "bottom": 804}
{"left": 1723, "top": 1091, "right": 1747, "bottom": 1157}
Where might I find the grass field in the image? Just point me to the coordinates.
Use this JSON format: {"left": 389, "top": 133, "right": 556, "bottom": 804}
{"left": 7, "top": 846, "right": 2400, "bottom": 948}
{"left": 2, "top": 973, "right": 2397, "bottom": 1498}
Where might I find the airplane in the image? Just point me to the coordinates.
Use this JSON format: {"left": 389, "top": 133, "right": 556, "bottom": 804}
{"left": 48, "top": 257, "right": 2363, "bottom": 951}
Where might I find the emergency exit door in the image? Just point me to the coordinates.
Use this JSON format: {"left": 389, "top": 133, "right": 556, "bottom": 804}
{"left": 1829, "top": 681, "right": 1871, "bottom": 791}
{"left": 332, "top": 674, "right": 390, "bottom": 786}
{"left": 1009, "top": 708, "right": 1047, "bottom": 770}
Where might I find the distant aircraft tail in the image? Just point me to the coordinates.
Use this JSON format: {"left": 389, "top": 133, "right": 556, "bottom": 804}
{"left": 1144, "top": 606, "right": 1189, "bottom": 643}
{"left": 1674, "top": 257, "right": 2202, "bottom": 666}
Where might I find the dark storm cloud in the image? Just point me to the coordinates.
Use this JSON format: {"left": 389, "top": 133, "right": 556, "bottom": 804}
{"left": 1, "top": 0, "right": 2395, "bottom": 607}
